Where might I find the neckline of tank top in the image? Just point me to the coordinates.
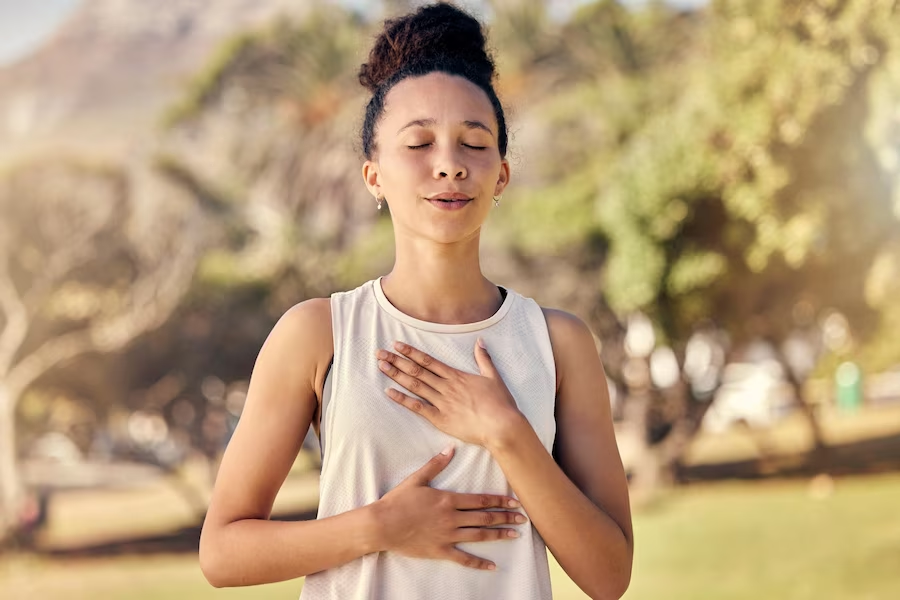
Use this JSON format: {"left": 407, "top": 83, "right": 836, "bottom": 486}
{"left": 372, "top": 276, "right": 515, "bottom": 333}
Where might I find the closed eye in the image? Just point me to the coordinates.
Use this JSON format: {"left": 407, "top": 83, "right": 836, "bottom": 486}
{"left": 406, "top": 144, "right": 487, "bottom": 150}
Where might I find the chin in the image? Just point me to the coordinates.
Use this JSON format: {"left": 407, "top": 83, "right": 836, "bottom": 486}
{"left": 426, "top": 225, "right": 484, "bottom": 245}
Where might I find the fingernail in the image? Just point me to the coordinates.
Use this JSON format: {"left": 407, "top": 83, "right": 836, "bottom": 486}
{"left": 507, "top": 530, "right": 519, "bottom": 538}
{"left": 487, "top": 563, "right": 496, "bottom": 570}
{"left": 515, "top": 515, "right": 527, "bottom": 523}
{"left": 440, "top": 443, "right": 454, "bottom": 455}
{"left": 477, "top": 336, "right": 486, "bottom": 349}
{"left": 507, "top": 499, "right": 520, "bottom": 508}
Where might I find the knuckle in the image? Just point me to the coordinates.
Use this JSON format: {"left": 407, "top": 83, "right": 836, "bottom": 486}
{"left": 480, "top": 511, "right": 493, "bottom": 526}
{"left": 479, "top": 495, "right": 492, "bottom": 508}
{"left": 412, "top": 401, "right": 424, "bottom": 412}
{"left": 409, "top": 378, "right": 421, "bottom": 391}
{"left": 409, "top": 363, "right": 422, "bottom": 377}
{"left": 422, "top": 354, "right": 434, "bottom": 366}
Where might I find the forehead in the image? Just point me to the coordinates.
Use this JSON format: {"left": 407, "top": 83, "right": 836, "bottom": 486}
{"left": 381, "top": 72, "right": 496, "bottom": 132}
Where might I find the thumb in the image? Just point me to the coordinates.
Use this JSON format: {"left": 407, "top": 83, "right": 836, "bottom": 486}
{"left": 474, "top": 336, "right": 497, "bottom": 377}
{"left": 408, "top": 443, "right": 455, "bottom": 486}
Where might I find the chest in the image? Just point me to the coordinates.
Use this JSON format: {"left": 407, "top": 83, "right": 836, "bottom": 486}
{"left": 322, "top": 319, "right": 557, "bottom": 492}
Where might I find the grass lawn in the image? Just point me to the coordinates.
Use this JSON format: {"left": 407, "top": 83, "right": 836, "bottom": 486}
{"left": 3, "top": 472, "right": 898, "bottom": 599}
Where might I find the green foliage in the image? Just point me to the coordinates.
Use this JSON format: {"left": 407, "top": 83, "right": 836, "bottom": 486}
{"left": 161, "top": 8, "right": 364, "bottom": 129}
{"left": 495, "top": 0, "right": 900, "bottom": 350}
{"left": 499, "top": 167, "right": 598, "bottom": 255}
{"left": 161, "top": 32, "right": 258, "bottom": 128}
{"left": 334, "top": 217, "right": 397, "bottom": 288}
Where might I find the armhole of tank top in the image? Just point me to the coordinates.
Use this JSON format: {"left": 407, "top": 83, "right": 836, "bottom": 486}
{"left": 318, "top": 355, "right": 334, "bottom": 461}
{"left": 319, "top": 292, "right": 342, "bottom": 475}
{"left": 534, "top": 299, "right": 559, "bottom": 445}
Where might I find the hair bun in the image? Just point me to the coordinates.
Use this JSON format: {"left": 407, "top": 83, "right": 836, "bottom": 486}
{"left": 358, "top": 2, "right": 496, "bottom": 94}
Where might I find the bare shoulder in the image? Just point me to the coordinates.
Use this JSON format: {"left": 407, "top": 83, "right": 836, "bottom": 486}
{"left": 539, "top": 306, "right": 593, "bottom": 339}
{"left": 279, "top": 297, "right": 334, "bottom": 361}
{"left": 200, "top": 297, "right": 332, "bottom": 534}
{"left": 539, "top": 306, "right": 603, "bottom": 392}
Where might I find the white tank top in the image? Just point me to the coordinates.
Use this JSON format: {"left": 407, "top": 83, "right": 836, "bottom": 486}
{"left": 299, "top": 276, "right": 557, "bottom": 600}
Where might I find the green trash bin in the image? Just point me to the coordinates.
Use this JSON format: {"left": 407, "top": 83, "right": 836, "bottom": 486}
{"left": 835, "top": 361, "right": 863, "bottom": 413}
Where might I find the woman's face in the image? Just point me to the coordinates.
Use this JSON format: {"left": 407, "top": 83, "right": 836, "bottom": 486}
{"left": 362, "top": 71, "right": 510, "bottom": 244}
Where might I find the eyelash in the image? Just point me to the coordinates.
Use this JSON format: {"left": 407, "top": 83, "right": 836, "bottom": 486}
{"left": 407, "top": 144, "right": 486, "bottom": 150}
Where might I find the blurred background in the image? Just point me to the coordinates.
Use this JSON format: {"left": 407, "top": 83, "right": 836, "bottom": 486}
{"left": 1, "top": 0, "right": 899, "bottom": 598}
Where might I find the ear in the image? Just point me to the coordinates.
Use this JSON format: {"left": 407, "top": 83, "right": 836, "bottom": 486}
{"left": 494, "top": 158, "right": 510, "bottom": 197}
{"left": 362, "top": 159, "right": 382, "bottom": 199}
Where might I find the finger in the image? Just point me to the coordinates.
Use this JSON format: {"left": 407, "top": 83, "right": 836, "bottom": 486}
{"left": 455, "top": 510, "right": 528, "bottom": 528}
{"left": 443, "top": 547, "right": 496, "bottom": 571}
{"left": 385, "top": 387, "right": 441, "bottom": 424}
{"left": 377, "top": 351, "right": 446, "bottom": 394}
{"left": 406, "top": 444, "right": 455, "bottom": 486}
{"left": 450, "top": 493, "right": 522, "bottom": 511}
{"left": 454, "top": 527, "right": 520, "bottom": 543}
{"left": 474, "top": 336, "right": 499, "bottom": 379}
{"left": 378, "top": 357, "right": 441, "bottom": 403}
{"left": 392, "top": 341, "right": 455, "bottom": 380}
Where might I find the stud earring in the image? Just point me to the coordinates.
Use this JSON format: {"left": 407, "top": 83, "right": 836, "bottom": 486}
{"left": 376, "top": 194, "right": 384, "bottom": 210}
{"left": 493, "top": 195, "right": 501, "bottom": 207}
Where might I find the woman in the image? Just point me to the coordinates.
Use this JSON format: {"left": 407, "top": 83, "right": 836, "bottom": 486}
{"left": 198, "top": 3, "right": 633, "bottom": 599}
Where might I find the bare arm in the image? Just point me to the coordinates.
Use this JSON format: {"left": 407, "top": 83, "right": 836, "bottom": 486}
{"left": 199, "top": 298, "right": 383, "bottom": 586}
{"left": 486, "top": 309, "right": 633, "bottom": 600}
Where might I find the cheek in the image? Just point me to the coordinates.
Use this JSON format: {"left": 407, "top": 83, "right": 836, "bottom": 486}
{"left": 381, "top": 151, "right": 428, "bottom": 183}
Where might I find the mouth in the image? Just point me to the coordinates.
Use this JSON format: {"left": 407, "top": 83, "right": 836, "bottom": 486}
{"left": 427, "top": 197, "right": 472, "bottom": 210}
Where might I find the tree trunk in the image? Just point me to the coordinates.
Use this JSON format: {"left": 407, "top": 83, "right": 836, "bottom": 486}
{"left": 770, "top": 342, "right": 830, "bottom": 472}
{"left": 0, "top": 382, "right": 22, "bottom": 544}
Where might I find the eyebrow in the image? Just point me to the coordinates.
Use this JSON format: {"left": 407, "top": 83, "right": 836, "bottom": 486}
{"left": 397, "top": 118, "right": 494, "bottom": 137}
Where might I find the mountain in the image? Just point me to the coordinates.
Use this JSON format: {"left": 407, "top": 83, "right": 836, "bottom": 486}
{"left": 0, "top": 0, "right": 315, "bottom": 163}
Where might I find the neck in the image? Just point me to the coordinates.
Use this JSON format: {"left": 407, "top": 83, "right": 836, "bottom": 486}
{"left": 382, "top": 231, "right": 503, "bottom": 325}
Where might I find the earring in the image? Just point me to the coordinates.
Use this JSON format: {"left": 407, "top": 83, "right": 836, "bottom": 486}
{"left": 493, "top": 195, "right": 501, "bottom": 207}
{"left": 376, "top": 194, "right": 384, "bottom": 210}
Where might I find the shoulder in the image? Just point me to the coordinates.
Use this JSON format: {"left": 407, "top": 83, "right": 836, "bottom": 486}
{"left": 262, "top": 297, "right": 334, "bottom": 392}
{"left": 538, "top": 306, "right": 599, "bottom": 358}
{"left": 538, "top": 306, "right": 603, "bottom": 392}
{"left": 281, "top": 296, "right": 332, "bottom": 331}
{"left": 270, "top": 297, "right": 333, "bottom": 353}
{"left": 539, "top": 306, "right": 593, "bottom": 340}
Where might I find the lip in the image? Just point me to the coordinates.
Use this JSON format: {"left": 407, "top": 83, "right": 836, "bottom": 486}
{"left": 427, "top": 192, "right": 473, "bottom": 201}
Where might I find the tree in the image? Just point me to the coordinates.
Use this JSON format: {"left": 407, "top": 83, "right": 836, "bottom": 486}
{"left": 497, "top": 0, "right": 900, "bottom": 492}
{"left": 0, "top": 158, "right": 212, "bottom": 542}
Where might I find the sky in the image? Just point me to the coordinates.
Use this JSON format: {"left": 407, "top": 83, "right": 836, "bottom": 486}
{"left": 0, "top": 0, "right": 708, "bottom": 67}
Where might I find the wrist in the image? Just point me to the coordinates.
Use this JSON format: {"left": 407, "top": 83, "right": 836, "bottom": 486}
{"left": 361, "top": 500, "right": 389, "bottom": 554}
{"left": 485, "top": 410, "right": 531, "bottom": 455}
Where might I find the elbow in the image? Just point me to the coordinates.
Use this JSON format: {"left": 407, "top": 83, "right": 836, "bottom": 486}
{"left": 604, "top": 538, "right": 634, "bottom": 599}
{"left": 198, "top": 526, "right": 229, "bottom": 588}
{"left": 608, "top": 569, "right": 632, "bottom": 600}
{"left": 586, "top": 572, "right": 631, "bottom": 600}
{"left": 586, "top": 546, "right": 633, "bottom": 600}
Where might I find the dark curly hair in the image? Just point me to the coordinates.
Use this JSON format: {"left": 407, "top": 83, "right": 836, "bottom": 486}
{"left": 358, "top": 2, "right": 508, "bottom": 160}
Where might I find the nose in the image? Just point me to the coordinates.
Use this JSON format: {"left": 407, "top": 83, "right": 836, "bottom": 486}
{"left": 433, "top": 144, "right": 467, "bottom": 180}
